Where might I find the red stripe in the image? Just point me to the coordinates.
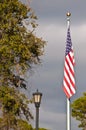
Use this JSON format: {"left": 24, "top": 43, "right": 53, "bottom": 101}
{"left": 68, "top": 52, "right": 74, "bottom": 65}
{"left": 63, "top": 86, "right": 70, "bottom": 98}
{"left": 64, "top": 65, "right": 75, "bottom": 87}
{"left": 65, "top": 56, "right": 74, "bottom": 77}
{"left": 63, "top": 53, "right": 76, "bottom": 98}
{"left": 64, "top": 76, "right": 74, "bottom": 96}
{"left": 70, "top": 50, "right": 75, "bottom": 65}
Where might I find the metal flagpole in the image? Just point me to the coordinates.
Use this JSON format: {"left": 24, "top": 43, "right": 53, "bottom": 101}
{"left": 66, "top": 12, "right": 71, "bottom": 130}
{"left": 67, "top": 98, "right": 71, "bottom": 130}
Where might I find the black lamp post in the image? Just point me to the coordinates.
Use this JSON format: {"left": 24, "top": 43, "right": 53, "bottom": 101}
{"left": 33, "top": 89, "right": 42, "bottom": 130}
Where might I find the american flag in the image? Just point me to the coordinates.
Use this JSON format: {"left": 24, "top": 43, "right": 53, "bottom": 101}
{"left": 63, "top": 26, "right": 76, "bottom": 99}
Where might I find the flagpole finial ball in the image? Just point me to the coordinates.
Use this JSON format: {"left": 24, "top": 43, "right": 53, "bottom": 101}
{"left": 66, "top": 12, "right": 71, "bottom": 17}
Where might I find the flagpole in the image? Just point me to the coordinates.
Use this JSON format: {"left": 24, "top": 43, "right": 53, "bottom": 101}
{"left": 66, "top": 12, "right": 71, "bottom": 130}
{"left": 67, "top": 98, "right": 71, "bottom": 130}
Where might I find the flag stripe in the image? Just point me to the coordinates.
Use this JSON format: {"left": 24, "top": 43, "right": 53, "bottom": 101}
{"left": 65, "top": 55, "right": 74, "bottom": 77}
{"left": 64, "top": 85, "right": 71, "bottom": 98}
{"left": 64, "top": 64, "right": 75, "bottom": 88}
{"left": 64, "top": 76, "right": 74, "bottom": 95}
{"left": 64, "top": 69, "right": 75, "bottom": 95}
{"left": 65, "top": 56, "right": 75, "bottom": 84}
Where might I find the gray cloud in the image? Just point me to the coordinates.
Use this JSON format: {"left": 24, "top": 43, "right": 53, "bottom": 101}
{"left": 30, "top": 0, "right": 86, "bottom": 24}
{"left": 28, "top": 22, "right": 86, "bottom": 130}
{"left": 20, "top": 0, "right": 86, "bottom": 130}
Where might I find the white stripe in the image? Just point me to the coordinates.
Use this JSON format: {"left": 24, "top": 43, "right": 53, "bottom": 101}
{"left": 70, "top": 49, "right": 75, "bottom": 64}
{"left": 70, "top": 51, "right": 75, "bottom": 64}
{"left": 63, "top": 80, "right": 72, "bottom": 97}
{"left": 64, "top": 60, "right": 76, "bottom": 94}
{"left": 66, "top": 54, "right": 74, "bottom": 73}
{"left": 64, "top": 79, "right": 75, "bottom": 97}
{"left": 64, "top": 70, "right": 75, "bottom": 94}
{"left": 64, "top": 60, "right": 75, "bottom": 84}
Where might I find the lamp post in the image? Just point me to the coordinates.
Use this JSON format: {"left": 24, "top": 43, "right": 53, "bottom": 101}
{"left": 33, "top": 89, "right": 42, "bottom": 130}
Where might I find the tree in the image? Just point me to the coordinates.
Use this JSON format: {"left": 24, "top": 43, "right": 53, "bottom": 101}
{"left": 0, "top": 86, "right": 33, "bottom": 129}
{"left": 0, "top": 0, "right": 45, "bottom": 87}
{"left": 34, "top": 128, "right": 49, "bottom": 130}
{"left": 71, "top": 93, "right": 86, "bottom": 130}
{"left": 39, "top": 128, "right": 49, "bottom": 130}
{"left": 0, "top": 0, "right": 46, "bottom": 129}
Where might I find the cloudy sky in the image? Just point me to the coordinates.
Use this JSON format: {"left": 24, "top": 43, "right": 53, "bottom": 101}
{"left": 22, "top": 0, "right": 86, "bottom": 130}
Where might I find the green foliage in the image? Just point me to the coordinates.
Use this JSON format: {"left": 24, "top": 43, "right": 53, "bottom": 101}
{"left": 71, "top": 93, "right": 86, "bottom": 130}
{"left": 0, "top": 0, "right": 45, "bottom": 87}
{"left": 39, "top": 128, "right": 49, "bottom": 130}
{"left": 33, "top": 128, "right": 49, "bottom": 130}
{"left": 0, "top": 86, "right": 33, "bottom": 129}
{"left": 0, "top": 117, "right": 33, "bottom": 130}
{"left": 0, "top": 0, "right": 46, "bottom": 129}
{"left": 16, "top": 120, "right": 33, "bottom": 130}
{"left": 0, "top": 86, "right": 33, "bottom": 119}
